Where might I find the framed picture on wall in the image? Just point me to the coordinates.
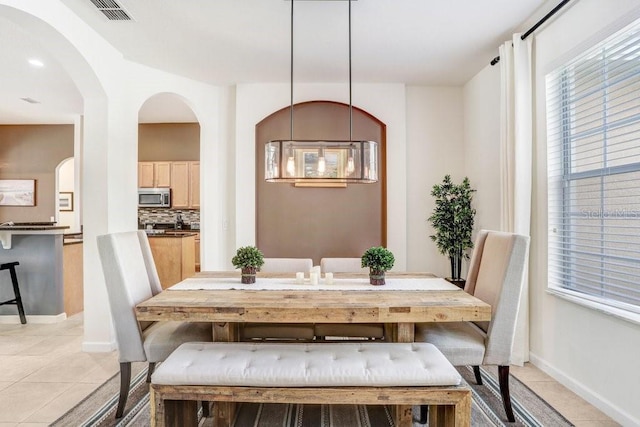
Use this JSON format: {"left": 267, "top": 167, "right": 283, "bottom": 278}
{"left": 59, "top": 192, "right": 74, "bottom": 211}
{"left": 0, "top": 179, "right": 36, "bottom": 206}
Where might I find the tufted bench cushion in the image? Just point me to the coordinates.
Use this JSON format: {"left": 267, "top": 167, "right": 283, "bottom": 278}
{"left": 151, "top": 341, "right": 471, "bottom": 427}
{"left": 152, "top": 342, "right": 461, "bottom": 387}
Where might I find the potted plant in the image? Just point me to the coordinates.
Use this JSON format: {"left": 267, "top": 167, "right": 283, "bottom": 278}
{"left": 231, "top": 246, "right": 265, "bottom": 284}
{"left": 361, "top": 246, "right": 395, "bottom": 285}
{"left": 428, "top": 175, "right": 476, "bottom": 283}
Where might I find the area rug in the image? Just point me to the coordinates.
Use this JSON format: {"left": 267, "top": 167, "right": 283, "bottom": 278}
{"left": 52, "top": 363, "right": 573, "bottom": 426}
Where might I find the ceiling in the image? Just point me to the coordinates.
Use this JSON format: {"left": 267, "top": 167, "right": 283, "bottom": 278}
{"left": 0, "top": 0, "right": 549, "bottom": 124}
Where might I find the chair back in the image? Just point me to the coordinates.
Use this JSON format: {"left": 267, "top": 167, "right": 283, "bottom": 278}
{"left": 97, "top": 231, "right": 153, "bottom": 363}
{"left": 464, "top": 230, "right": 530, "bottom": 365}
{"left": 137, "top": 231, "right": 162, "bottom": 295}
{"left": 261, "top": 258, "right": 313, "bottom": 273}
{"left": 320, "top": 258, "right": 368, "bottom": 273}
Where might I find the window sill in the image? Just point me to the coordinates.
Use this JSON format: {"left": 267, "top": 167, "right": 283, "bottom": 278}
{"left": 547, "top": 288, "right": 640, "bottom": 326}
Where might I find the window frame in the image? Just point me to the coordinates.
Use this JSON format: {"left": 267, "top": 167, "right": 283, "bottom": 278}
{"left": 546, "top": 18, "right": 640, "bottom": 324}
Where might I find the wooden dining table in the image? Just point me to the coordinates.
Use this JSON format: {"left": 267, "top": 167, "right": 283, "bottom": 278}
{"left": 136, "top": 271, "right": 491, "bottom": 426}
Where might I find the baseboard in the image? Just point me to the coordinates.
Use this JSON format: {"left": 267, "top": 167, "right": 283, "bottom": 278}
{"left": 0, "top": 313, "right": 67, "bottom": 324}
{"left": 82, "top": 339, "right": 117, "bottom": 353}
{"left": 529, "top": 352, "right": 638, "bottom": 426}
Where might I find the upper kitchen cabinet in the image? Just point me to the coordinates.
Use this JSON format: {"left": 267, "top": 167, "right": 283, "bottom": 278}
{"left": 171, "top": 161, "right": 200, "bottom": 209}
{"left": 138, "top": 161, "right": 171, "bottom": 188}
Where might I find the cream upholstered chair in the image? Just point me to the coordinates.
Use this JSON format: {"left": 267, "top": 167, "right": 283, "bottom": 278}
{"left": 97, "top": 231, "right": 212, "bottom": 418}
{"left": 415, "top": 230, "right": 530, "bottom": 422}
{"left": 320, "top": 257, "right": 368, "bottom": 274}
{"left": 241, "top": 257, "right": 315, "bottom": 341}
{"left": 260, "top": 257, "right": 313, "bottom": 273}
{"left": 314, "top": 257, "right": 384, "bottom": 340}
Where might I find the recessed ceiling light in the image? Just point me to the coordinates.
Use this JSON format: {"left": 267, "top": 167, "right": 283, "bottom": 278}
{"left": 28, "top": 59, "right": 44, "bottom": 68}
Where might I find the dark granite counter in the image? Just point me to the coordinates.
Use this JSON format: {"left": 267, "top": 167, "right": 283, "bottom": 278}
{"left": 146, "top": 231, "right": 198, "bottom": 238}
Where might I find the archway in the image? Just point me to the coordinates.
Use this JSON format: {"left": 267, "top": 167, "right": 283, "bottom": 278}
{"left": 256, "top": 101, "right": 387, "bottom": 265}
{"left": 138, "top": 93, "right": 202, "bottom": 272}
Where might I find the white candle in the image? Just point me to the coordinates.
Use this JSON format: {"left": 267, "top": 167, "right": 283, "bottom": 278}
{"left": 296, "top": 272, "right": 304, "bottom": 284}
{"left": 310, "top": 272, "right": 319, "bottom": 285}
{"left": 324, "top": 272, "right": 334, "bottom": 284}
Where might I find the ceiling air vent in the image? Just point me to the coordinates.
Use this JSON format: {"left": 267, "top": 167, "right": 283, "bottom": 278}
{"left": 90, "top": 0, "right": 132, "bottom": 21}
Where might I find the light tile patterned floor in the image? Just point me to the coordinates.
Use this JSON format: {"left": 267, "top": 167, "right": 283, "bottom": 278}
{"left": 0, "top": 314, "right": 620, "bottom": 426}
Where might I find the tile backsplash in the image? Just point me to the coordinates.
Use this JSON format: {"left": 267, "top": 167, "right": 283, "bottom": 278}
{"left": 138, "top": 208, "right": 200, "bottom": 226}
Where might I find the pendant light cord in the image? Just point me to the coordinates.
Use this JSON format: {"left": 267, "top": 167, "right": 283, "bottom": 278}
{"left": 290, "top": 0, "right": 353, "bottom": 141}
{"left": 290, "top": 0, "right": 294, "bottom": 141}
{"left": 348, "top": 0, "right": 353, "bottom": 141}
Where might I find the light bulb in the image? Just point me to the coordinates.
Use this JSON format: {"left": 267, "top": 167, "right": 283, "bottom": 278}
{"left": 317, "top": 147, "right": 326, "bottom": 174}
{"left": 347, "top": 156, "right": 355, "bottom": 174}
{"left": 286, "top": 156, "right": 295, "bottom": 175}
{"left": 317, "top": 156, "right": 326, "bottom": 174}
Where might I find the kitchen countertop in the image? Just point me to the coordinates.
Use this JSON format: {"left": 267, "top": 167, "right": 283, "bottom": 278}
{"left": 146, "top": 231, "right": 198, "bottom": 238}
{"left": 0, "top": 225, "right": 69, "bottom": 231}
{"left": 1, "top": 224, "right": 70, "bottom": 249}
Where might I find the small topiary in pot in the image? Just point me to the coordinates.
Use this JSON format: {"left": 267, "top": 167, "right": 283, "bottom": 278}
{"left": 361, "top": 246, "right": 395, "bottom": 285}
{"left": 231, "top": 246, "right": 265, "bottom": 284}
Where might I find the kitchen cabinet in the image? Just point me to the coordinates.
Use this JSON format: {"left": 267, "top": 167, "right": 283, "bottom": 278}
{"left": 138, "top": 162, "right": 171, "bottom": 188}
{"left": 147, "top": 233, "right": 196, "bottom": 289}
{"left": 63, "top": 240, "right": 83, "bottom": 316}
{"left": 190, "top": 162, "right": 200, "bottom": 208}
{"left": 170, "top": 161, "right": 199, "bottom": 209}
{"left": 194, "top": 231, "right": 201, "bottom": 272}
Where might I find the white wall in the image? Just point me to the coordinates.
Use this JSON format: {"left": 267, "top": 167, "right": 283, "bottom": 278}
{"left": 406, "top": 86, "right": 465, "bottom": 276}
{"left": 463, "top": 65, "right": 501, "bottom": 234}
{"left": 530, "top": 1, "right": 640, "bottom": 425}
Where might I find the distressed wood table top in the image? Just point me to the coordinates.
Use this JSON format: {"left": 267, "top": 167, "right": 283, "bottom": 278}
{"left": 136, "top": 271, "right": 491, "bottom": 324}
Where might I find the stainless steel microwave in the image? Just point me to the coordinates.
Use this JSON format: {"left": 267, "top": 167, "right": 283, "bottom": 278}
{"left": 138, "top": 188, "right": 171, "bottom": 207}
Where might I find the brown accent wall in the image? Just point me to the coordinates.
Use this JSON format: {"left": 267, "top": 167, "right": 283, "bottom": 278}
{"left": 256, "top": 101, "right": 386, "bottom": 265}
{"left": 0, "top": 125, "right": 74, "bottom": 223}
{"left": 138, "top": 123, "right": 200, "bottom": 161}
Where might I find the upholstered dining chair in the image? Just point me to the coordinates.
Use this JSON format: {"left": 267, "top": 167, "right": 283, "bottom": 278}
{"left": 260, "top": 257, "right": 313, "bottom": 273}
{"left": 415, "top": 230, "right": 530, "bottom": 423}
{"left": 97, "top": 231, "right": 212, "bottom": 418}
{"left": 314, "top": 257, "right": 385, "bottom": 340}
{"left": 241, "top": 257, "right": 315, "bottom": 341}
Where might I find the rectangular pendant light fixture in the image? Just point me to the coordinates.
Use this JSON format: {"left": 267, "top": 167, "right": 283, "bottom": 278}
{"left": 265, "top": 0, "right": 378, "bottom": 184}
{"left": 265, "top": 140, "right": 377, "bottom": 183}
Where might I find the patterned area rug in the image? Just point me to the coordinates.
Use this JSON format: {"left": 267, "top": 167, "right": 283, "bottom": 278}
{"left": 52, "top": 363, "right": 574, "bottom": 426}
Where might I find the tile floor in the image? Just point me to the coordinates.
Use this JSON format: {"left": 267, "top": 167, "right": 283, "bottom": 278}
{"left": 0, "top": 314, "right": 620, "bottom": 426}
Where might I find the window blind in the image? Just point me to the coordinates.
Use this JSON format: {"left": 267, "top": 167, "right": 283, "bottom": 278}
{"left": 546, "top": 18, "right": 640, "bottom": 314}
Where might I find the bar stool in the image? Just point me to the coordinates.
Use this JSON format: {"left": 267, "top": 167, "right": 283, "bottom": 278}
{"left": 0, "top": 262, "right": 27, "bottom": 324}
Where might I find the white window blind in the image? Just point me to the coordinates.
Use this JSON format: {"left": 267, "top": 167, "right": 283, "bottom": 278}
{"left": 546, "top": 18, "right": 640, "bottom": 315}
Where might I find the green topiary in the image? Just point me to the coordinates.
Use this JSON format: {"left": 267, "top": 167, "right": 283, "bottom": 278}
{"left": 231, "top": 246, "right": 265, "bottom": 269}
{"left": 361, "top": 246, "right": 395, "bottom": 272}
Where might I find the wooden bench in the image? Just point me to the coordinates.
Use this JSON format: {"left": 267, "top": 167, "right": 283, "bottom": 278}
{"left": 150, "top": 342, "right": 470, "bottom": 427}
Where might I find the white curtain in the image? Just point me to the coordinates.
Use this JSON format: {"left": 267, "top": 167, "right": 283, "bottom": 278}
{"left": 499, "top": 34, "right": 532, "bottom": 365}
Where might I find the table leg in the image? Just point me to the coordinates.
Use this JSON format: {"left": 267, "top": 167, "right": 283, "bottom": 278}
{"left": 394, "top": 322, "right": 415, "bottom": 427}
{"left": 211, "top": 323, "right": 239, "bottom": 426}
{"left": 213, "top": 322, "right": 239, "bottom": 342}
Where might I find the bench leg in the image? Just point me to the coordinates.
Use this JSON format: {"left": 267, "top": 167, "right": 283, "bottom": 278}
{"left": 427, "top": 395, "right": 471, "bottom": 427}
{"left": 164, "top": 400, "right": 198, "bottom": 427}
{"left": 213, "top": 401, "right": 236, "bottom": 427}
{"left": 393, "top": 405, "right": 413, "bottom": 427}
